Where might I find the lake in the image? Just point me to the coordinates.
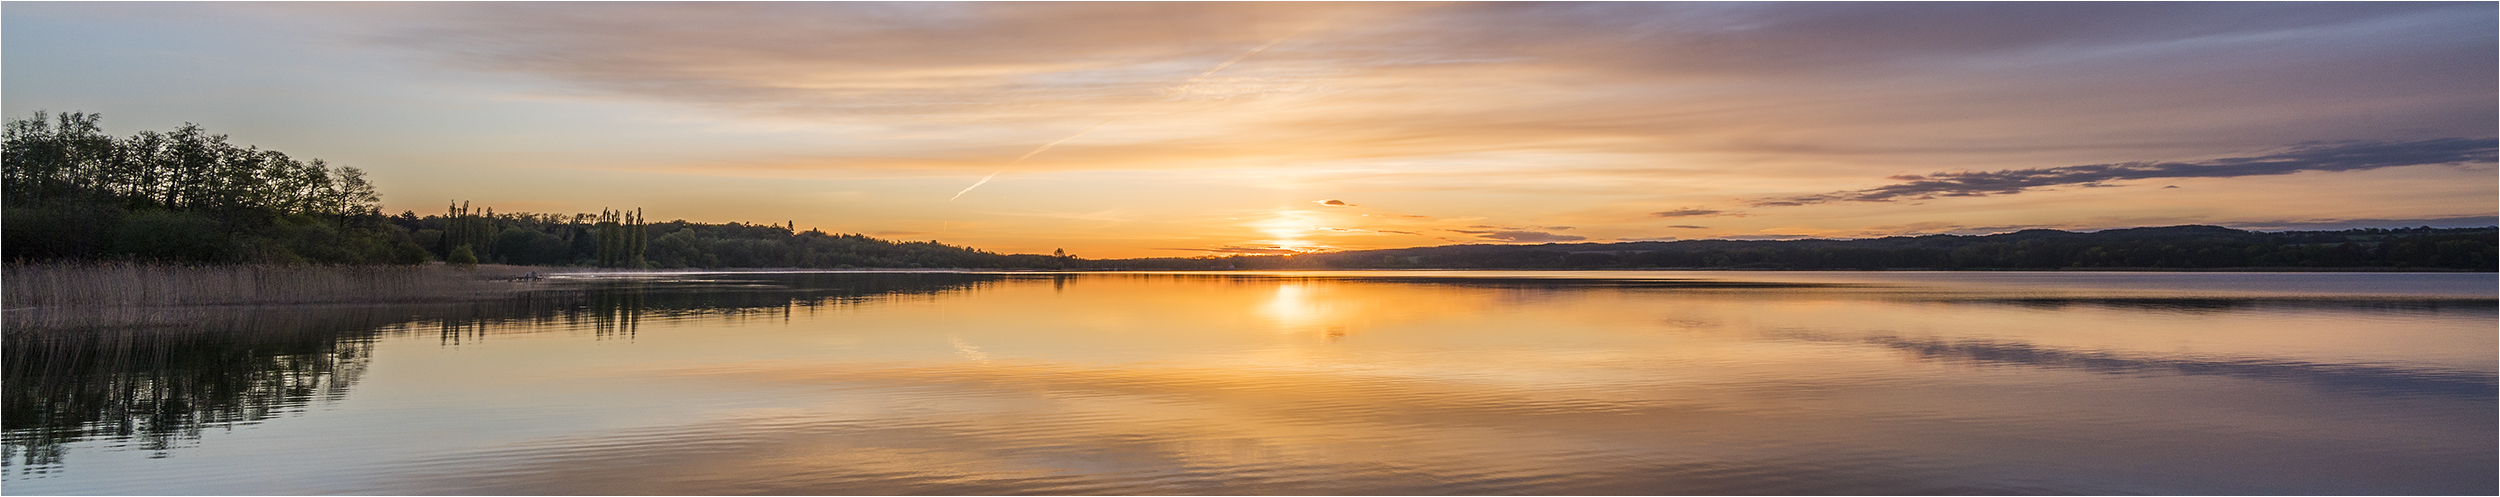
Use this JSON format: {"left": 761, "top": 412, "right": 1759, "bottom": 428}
{"left": 5, "top": 271, "right": 2493, "bottom": 495}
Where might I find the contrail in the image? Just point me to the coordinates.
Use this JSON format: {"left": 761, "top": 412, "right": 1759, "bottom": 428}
{"left": 1014, "top": 119, "right": 1113, "bottom": 162}
{"left": 948, "top": 171, "right": 1004, "bottom": 202}
{"left": 1166, "top": 37, "right": 1293, "bottom": 100}
{"left": 951, "top": 119, "right": 1113, "bottom": 201}
{"left": 1195, "top": 37, "right": 1288, "bottom": 79}
{"left": 951, "top": 36, "right": 1290, "bottom": 201}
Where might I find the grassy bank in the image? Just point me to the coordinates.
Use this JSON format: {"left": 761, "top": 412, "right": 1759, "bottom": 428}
{"left": 3, "top": 262, "right": 547, "bottom": 309}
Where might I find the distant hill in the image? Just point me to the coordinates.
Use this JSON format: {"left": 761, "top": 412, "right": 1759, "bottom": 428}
{"left": 1099, "top": 225, "right": 2499, "bottom": 271}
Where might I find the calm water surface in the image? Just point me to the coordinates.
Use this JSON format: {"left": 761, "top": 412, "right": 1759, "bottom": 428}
{"left": 6, "top": 271, "right": 2493, "bottom": 494}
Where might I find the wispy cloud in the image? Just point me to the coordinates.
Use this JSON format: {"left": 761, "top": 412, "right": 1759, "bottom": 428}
{"left": 1754, "top": 138, "right": 2498, "bottom": 206}
{"left": 1714, "top": 234, "right": 1821, "bottom": 241}
{"left": 1650, "top": 208, "right": 1729, "bottom": 218}
{"left": 978, "top": 209, "right": 1135, "bottom": 223}
{"left": 351, "top": 3, "right": 2499, "bottom": 178}
{"left": 1314, "top": 199, "right": 1357, "bottom": 207}
{"left": 1447, "top": 229, "right": 1586, "bottom": 243}
{"left": 1311, "top": 226, "right": 1457, "bottom": 243}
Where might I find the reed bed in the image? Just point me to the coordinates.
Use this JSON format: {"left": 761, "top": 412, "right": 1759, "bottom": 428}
{"left": 4, "top": 262, "right": 538, "bottom": 310}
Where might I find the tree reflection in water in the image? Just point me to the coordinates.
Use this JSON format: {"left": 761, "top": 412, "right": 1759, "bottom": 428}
{"left": 2, "top": 272, "right": 1004, "bottom": 474}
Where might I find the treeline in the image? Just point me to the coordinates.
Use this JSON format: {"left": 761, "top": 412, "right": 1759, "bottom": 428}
{"left": 385, "top": 210, "right": 1074, "bottom": 269}
{"left": 404, "top": 202, "right": 656, "bottom": 268}
{"left": 1103, "top": 225, "right": 2499, "bottom": 271}
{"left": 4, "top": 112, "right": 427, "bottom": 264}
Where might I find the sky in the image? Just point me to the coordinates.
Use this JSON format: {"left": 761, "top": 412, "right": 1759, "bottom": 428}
{"left": 5, "top": 2, "right": 2494, "bottom": 258}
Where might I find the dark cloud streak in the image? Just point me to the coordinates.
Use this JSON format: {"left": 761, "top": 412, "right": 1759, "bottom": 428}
{"left": 1756, "top": 138, "right": 2497, "bottom": 206}
{"left": 1650, "top": 208, "right": 1724, "bottom": 217}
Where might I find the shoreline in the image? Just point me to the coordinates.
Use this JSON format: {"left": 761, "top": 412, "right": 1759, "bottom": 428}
{"left": 547, "top": 266, "right": 2488, "bottom": 273}
{"left": 7, "top": 262, "right": 2485, "bottom": 309}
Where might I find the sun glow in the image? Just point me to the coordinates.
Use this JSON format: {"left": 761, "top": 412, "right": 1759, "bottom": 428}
{"left": 1248, "top": 209, "right": 1335, "bottom": 253}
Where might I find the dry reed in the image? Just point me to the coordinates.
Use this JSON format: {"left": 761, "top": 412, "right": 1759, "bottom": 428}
{"left": 4, "top": 262, "right": 538, "bottom": 310}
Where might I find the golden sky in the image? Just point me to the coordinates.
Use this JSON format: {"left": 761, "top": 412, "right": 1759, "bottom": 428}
{"left": 6, "top": 3, "right": 2493, "bottom": 257}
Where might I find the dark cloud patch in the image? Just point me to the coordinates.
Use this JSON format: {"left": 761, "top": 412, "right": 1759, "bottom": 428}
{"left": 1754, "top": 138, "right": 2498, "bottom": 206}
{"left": 1314, "top": 199, "right": 1357, "bottom": 207}
{"left": 1447, "top": 229, "right": 1587, "bottom": 243}
{"left": 1651, "top": 208, "right": 1725, "bottom": 217}
{"left": 1665, "top": 225, "right": 1708, "bottom": 229}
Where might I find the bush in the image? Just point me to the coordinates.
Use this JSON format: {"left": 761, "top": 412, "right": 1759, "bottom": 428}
{"left": 5, "top": 202, "right": 125, "bottom": 260}
{"left": 112, "top": 210, "right": 229, "bottom": 262}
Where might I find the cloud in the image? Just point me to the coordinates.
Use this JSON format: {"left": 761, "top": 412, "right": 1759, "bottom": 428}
{"left": 1664, "top": 225, "right": 1708, "bottom": 229}
{"left": 1650, "top": 208, "right": 1727, "bottom": 217}
{"left": 1314, "top": 199, "right": 1357, "bottom": 207}
{"left": 1754, "top": 138, "right": 2499, "bottom": 206}
{"left": 16, "top": 2, "right": 2493, "bottom": 256}
{"left": 1446, "top": 229, "right": 1587, "bottom": 243}
{"left": 1313, "top": 226, "right": 1429, "bottom": 236}
{"left": 1843, "top": 222, "right": 2067, "bottom": 237}
{"left": 335, "top": 2, "right": 2495, "bottom": 181}
{"left": 1310, "top": 227, "right": 1459, "bottom": 243}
